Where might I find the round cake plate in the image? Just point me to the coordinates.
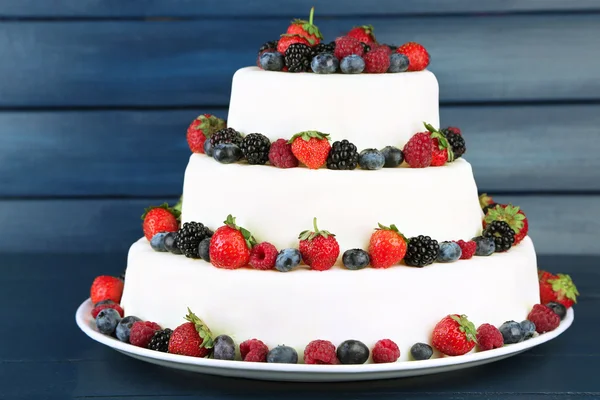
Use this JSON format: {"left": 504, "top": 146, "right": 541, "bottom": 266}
{"left": 76, "top": 299, "right": 573, "bottom": 382}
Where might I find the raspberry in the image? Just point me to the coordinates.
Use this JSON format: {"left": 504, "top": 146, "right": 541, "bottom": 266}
{"left": 268, "top": 138, "right": 299, "bottom": 168}
{"left": 403, "top": 132, "right": 432, "bottom": 168}
{"left": 456, "top": 240, "right": 476, "bottom": 260}
{"left": 363, "top": 47, "right": 390, "bottom": 73}
{"left": 527, "top": 304, "right": 560, "bottom": 333}
{"left": 304, "top": 340, "right": 338, "bottom": 364}
{"left": 249, "top": 242, "right": 278, "bottom": 270}
{"left": 476, "top": 324, "right": 504, "bottom": 351}
{"left": 334, "top": 36, "right": 364, "bottom": 60}
{"left": 372, "top": 339, "right": 400, "bottom": 363}
{"left": 240, "top": 339, "right": 269, "bottom": 362}
{"left": 91, "top": 303, "right": 124, "bottom": 319}
{"left": 130, "top": 321, "right": 162, "bottom": 348}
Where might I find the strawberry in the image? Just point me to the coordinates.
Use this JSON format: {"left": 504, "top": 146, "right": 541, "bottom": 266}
{"left": 538, "top": 271, "right": 579, "bottom": 308}
{"left": 90, "top": 276, "right": 124, "bottom": 304}
{"left": 368, "top": 223, "right": 408, "bottom": 268}
{"left": 403, "top": 132, "right": 433, "bottom": 168}
{"left": 298, "top": 218, "right": 340, "bottom": 271}
{"left": 168, "top": 308, "right": 214, "bottom": 357}
{"left": 209, "top": 215, "right": 257, "bottom": 269}
{"left": 289, "top": 131, "right": 331, "bottom": 169}
{"left": 396, "top": 42, "right": 430, "bottom": 71}
{"left": 363, "top": 46, "right": 390, "bottom": 73}
{"left": 347, "top": 25, "right": 376, "bottom": 44}
{"left": 277, "top": 34, "right": 312, "bottom": 55}
{"left": 285, "top": 7, "right": 322, "bottom": 45}
{"left": 424, "top": 122, "right": 454, "bottom": 167}
{"left": 186, "top": 114, "right": 226, "bottom": 154}
{"left": 91, "top": 302, "right": 124, "bottom": 319}
{"left": 334, "top": 36, "right": 364, "bottom": 60}
{"left": 432, "top": 314, "right": 477, "bottom": 356}
{"left": 141, "top": 203, "right": 180, "bottom": 241}
{"left": 483, "top": 204, "right": 528, "bottom": 245}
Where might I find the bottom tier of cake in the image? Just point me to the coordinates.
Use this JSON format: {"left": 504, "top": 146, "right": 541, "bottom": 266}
{"left": 120, "top": 237, "right": 540, "bottom": 361}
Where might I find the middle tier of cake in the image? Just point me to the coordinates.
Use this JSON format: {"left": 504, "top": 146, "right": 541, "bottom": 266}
{"left": 181, "top": 155, "right": 483, "bottom": 256}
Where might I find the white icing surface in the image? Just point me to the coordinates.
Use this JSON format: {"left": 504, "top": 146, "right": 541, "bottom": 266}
{"left": 121, "top": 237, "right": 540, "bottom": 361}
{"left": 227, "top": 67, "right": 440, "bottom": 150}
{"left": 181, "top": 155, "right": 484, "bottom": 257}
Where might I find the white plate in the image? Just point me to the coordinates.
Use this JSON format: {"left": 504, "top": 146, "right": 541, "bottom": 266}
{"left": 76, "top": 299, "right": 573, "bottom": 382}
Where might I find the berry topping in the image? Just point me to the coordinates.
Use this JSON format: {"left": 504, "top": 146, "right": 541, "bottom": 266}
{"left": 432, "top": 314, "right": 477, "bottom": 356}
{"left": 258, "top": 40, "right": 279, "bottom": 54}
{"left": 436, "top": 241, "right": 462, "bottom": 263}
{"left": 372, "top": 339, "right": 401, "bottom": 363}
{"left": 539, "top": 271, "right": 579, "bottom": 309}
{"left": 388, "top": 53, "right": 410, "bottom": 73}
{"left": 269, "top": 138, "right": 299, "bottom": 168}
{"left": 168, "top": 308, "right": 214, "bottom": 357}
{"left": 347, "top": 25, "right": 376, "bottom": 44}
{"left": 210, "top": 127, "right": 243, "bottom": 148}
{"left": 277, "top": 34, "right": 312, "bottom": 55}
{"left": 311, "top": 53, "right": 339, "bottom": 74}
{"left": 304, "top": 340, "right": 338, "bottom": 364}
{"left": 241, "top": 133, "right": 271, "bottom": 165}
{"left": 240, "top": 339, "right": 269, "bottom": 362}
{"left": 312, "top": 41, "right": 336, "bottom": 56}
{"left": 484, "top": 204, "right": 529, "bottom": 246}
{"left": 115, "top": 316, "right": 141, "bottom": 343}
{"left": 334, "top": 36, "right": 365, "bottom": 60}
{"left": 476, "top": 324, "right": 504, "bottom": 351}
{"left": 91, "top": 302, "right": 124, "bottom": 319}
{"left": 186, "top": 114, "right": 226, "bottom": 154}
{"left": 455, "top": 240, "right": 476, "bottom": 260}
{"left": 520, "top": 320, "right": 537, "bottom": 340}
{"left": 442, "top": 129, "right": 466, "bottom": 159}
{"left": 198, "top": 237, "right": 211, "bottom": 262}
{"left": 163, "top": 231, "right": 182, "bottom": 254}
{"left": 213, "top": 143, "right": 243, "bottom": 164}
{"left": 326, "top": 139, "right": 359, "bottom": 170}
{"left": 404, "top": 235, "right": 439, "bottom": 267}
{"left": 483, "top": 220, "right": 515, "bottom": 252}
{"left": 284, "top": 43, "right": 313, "bottom": 73}
{"left": 289, "top": 131, "right": 331, "bottom": 169}
{"left": 380, "top": 146, "right": 404, "bottom": 167}
{"left": 95, "top": 308, "right": 121, "bottom": 335}
{"left": 410, "top": 343, "right": 433, "bottom": 360}
{"left": 396, "top": 42, "right": 430, "bottom": 71}
{"left": 90, "top": 276, "right": 124, "bottom": 305}
{"left": 403, "top": 132, "right": 433, "bottom": 168}
{"left": 498, "top": 321, "right": 524, "bottom": 344}
{"left": 342, "top": 249, "right": 370, "bottom": 270}
{"left": 249, "top": 242, "right": 278, "bottom": 270}
{"left": 546, "top": 301, "right": 567, "bottom": 320}
{"left": 363, "top": 46, "right": 391, "bottom": 73}
{"left": 337, "top": 340, "right": 370, "bottom": 365}
{"left": 368, "top": 223, "right": 408, "bottom": 269}
{"left": 358, "top": 148, "right": 385, "bottom": 170}
{"left": 340, "top": 55, "right": 365, "bottom": 74}
{"left": 148, "top": 328, "right": 173, "bottom": 352}
{"left": 209, "top": 215, "right": 257, "bottom": 269}
{"left": 472, "top": 236, "right": 495, "bottom": 256}
{"left": 130, "top": 321, "right": 162, "bottom": 348}
{"left": 259, "top": 51, "right": 285, "bottom": 71}
{"left": 267, "top": 345, "right": 299, "bottom": 364}
{"left": 175, "top": 222, "right": 213, "bottom": 259}
{"left": 285, "top": 7, "right": 323, "bottom": 45}
{"left": 213, "top": 334, "right": 236, "bottom": 360}
{"left": 141, "top": 203, "right": 180, "bottom": 241}
{"left": 275, "top": 248, "right": 302, "bottom": 272}
{"left": 527, "top": 304, "right": 561, "bottom": 333}
{"left": 298, "top": 218, "right": 340, "bottom": 271}
{"left": 150, "top": 232, "right": 168, "bottom": 252}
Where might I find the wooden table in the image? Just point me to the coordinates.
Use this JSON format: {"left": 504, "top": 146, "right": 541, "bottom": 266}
{"left": 2, "top": 252, "right": 597, "bottom": 399}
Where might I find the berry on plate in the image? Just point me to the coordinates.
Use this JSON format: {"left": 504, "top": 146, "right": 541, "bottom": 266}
{"left": 538, "top": 271, "right": 579, "bottom": 309}
{"left": 285, "top": 7, "right": 323, "bottom": 45}
{"left": 141, "top": 203, "right": 180, "bottom": 241}
{"left": 267, "top": 345, "right": 299, "bottom": 364}
{"left": 520, "top": 320, "right": 537, "bottom": 340}
{"left": 269, "top": 138, "right": 299, "bottom": 168}
{"left": 546, "top": 301, "right": 567, "bottom": 320}
{"left": 275, "top": 248, "right": 302, "bottom": 272}
{"left": 476, "top": 324, "right": 503, "bottom": 351}
{"left": 168, "top": 308, "right": 214, "bottom": 357}
{"left": 403, "top": 132, "right": 433, "bottom": 168}
{"left": 372, "top": 339, "right": 400, "bottom": 363}
{"left": 347, "top": 25, "right": 376, "bottom": 44}
{"left": 304, "top": 340, "right": 338, "bottom": 364}
{"left": 498, "top": 320, "right": 523, "bottom": 344}
{"left": 410, "top": 342, "right": 433, "bottom": 360}
{"left": 364, "top": 46, "right": 390, "bottom": 73}
{"left": 95, "top": 308, "right": 122, "bottom": 335}
{"left": 340, "top": 55, "right": 365, "bottom": 74}
{"left": 527, "top": 304, "right": 561, "bottom": 333}
{"left": 432, "top": 314, "right": 477, "bottom": 356}
{"left": 130, "top": 321, "right": 162, "bottom": 348}
{"left": 298, "top": 218, "right": 340, "bottom": 271}
{"left": 455, "top": 240, "right": 476, "bottom": 260}
{"left": 186, "top": 114, "right": 226, "bottom": 154}
{"left": 115, "top": 316, "right": 141, "bottom": 343}
{"left": 90, "top": 275, "right": 124, "bottom": 304}
{"left": 396, "top": 42, "right": 430, "bottom": 71}
{"left": 337, "top": 340, "right": 370, "bottom": 365}
{"left": 213, "top": 334, "right": 236, "bottom": 360}
{"left": 91, "top": 302, "right": 124, "bottom": 319}
{"left": 148, "top": 328, "right": 173, "bottom": 352}
{"left": 240, "top": 339, "right": 269, "bottom": 362}
{"left": 289, "top": 131, "right": 331, "bottom": 169}
{"left": 334, "top": 36, "right": 365, "bottom": 60}
{"left": 342, "top": 249, "right": 370, "bottom": 270}
{"left": 484, "top": 204, "right": 529, "bottom": 246}
{"left": 368, "top": 223, "right": 407, "bottom": 268}
{"left": 249, "top": 242, "right": 278, "bottom": 270}
{"left": 209, "top": 215, "right": 257, "bottom": 269}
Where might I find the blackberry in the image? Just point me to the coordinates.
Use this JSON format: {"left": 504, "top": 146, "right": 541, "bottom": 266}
{"left": 483, "top": 220, "right": 515, "bottom": 252}
{"left": 240, "top": 133, "right": 271, "bottom": 165}
{"left": 210, "top": 128, "right": 243, "bottom": 148}
{"left": 312, "top": 41, "right": 336, "bottom": 57}
{"left": 441, "top": 130, "right": 466, "bottom": 158}
{"left": 383, "top": 44, "right": 398, "bottom": 52}
{"left": 258, "top": 40, "right": 278, "bottom": 54}
{"left": 148, "top": 328, "right": 172, "bottom": 352}
{"left": 404, "top": 235, "right": 440, "bottom": 267}
{"left": 284, "top": 43, "right": 312, "bottom": 72}
{"left": 175, "top": 222, "right": 213, "bottom": 258}
{"left": 326, "top": 140, "right": 359, "bottom": 170}
{"left": 361, "top": 42, "right": 371, "bottom": 53}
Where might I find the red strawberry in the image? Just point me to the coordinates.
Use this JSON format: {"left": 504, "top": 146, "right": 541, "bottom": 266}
{"left": 425, "top": 122, "right": 455, "bottom": 167}
{"left": 334, "top": 36, "right": 364, "bottom": 60}
{"left": 285, "top": 7, "right": 322, "bottom": 45}
{"left": 141, "top": 203, "right": 180, "bottom": 241}
{"left": 483, "top": 204, "right": 529, "bottom": 245}
{"left": 455, "top": 240, "right": 476, "bottom": 260}
{"left": 403, "top": 132, "right": 433, "bottom": 168}
{"left": 130, "top": 321, "right": 161, "bottom": 348}
{"left": 289, "top": 131, "right": 331, "bottom": 169}
{"left": 277, "top": 34, "right": 311, "bottom": 55}
{"left": 209, "top": 215, "right": 256, "bottom": 269}
{"left": 363, "top": 46, "right": 390, "bottom": 73}
{"left": 90, "top": 276, "right": 124, "bottom": 304}
{"left": 186, "top": 114, "right": 226, "bottom": 154}
{"left": 91, "top": 303, "right": 124, "bottom": 319}
{"left": 168, "top": 308, "right": 213, "bottom": 357}
{"left": 347, "top": 25, "right": 376, "bottom": 44}
{"left": 538, "top": 271, "right": 579, "bottom": 308}
{"left": 298, "top": 218, "right": 340, "bottom": 271}
{"left": 396, "top": 42, "right": 430, "bottom": 71}
{"left": 368, "top": 223, "right": 407, "bottom": 268}
{"left": 432, "top": 314, "right": 477, "bottom": 356}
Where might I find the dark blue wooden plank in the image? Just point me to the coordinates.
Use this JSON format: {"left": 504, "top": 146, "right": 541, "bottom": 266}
{"left": 0, "top": 15, "right": 599, "bottom": 107}
{"left": 0, "top": 196, "right": 598, "bottom": 254}
{"left": 1, "top": 0, "right": 598, "bottom": 17}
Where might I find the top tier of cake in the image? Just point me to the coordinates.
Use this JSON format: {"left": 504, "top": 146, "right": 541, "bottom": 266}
{"left": 227, "top": 67, "right": 439, "bottom": 149}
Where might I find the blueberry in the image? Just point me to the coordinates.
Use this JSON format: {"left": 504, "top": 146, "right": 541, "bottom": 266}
{"left": 163, "top": 232, "right": 182, "bottom": 254}
{"left": 94, "top": 299, "right": 115, "bottom": 307}
{"left": 213, "top": 334, "right": 236, "bottom": 360}
{"left": 275, "top": 248, "right": 301, "bottom": 272}
{"left": 472, "top": 236, "right": 495, "bottom": 256}
{"left": 342, "top": 249, "right": 370, "bottom": 270}
{"left": 203, "top": 139, "right": 214, "bottom": 156}
{"left": 380, "top": 146, "right": 404, "bottom": 167}
{"left": 499, "top": 321, "right": 523, "bottom": 344}
{"left": 267, "top": 345, "right": 298, "bottom": 364}
{"left": 388, "top": 53, "right": 410, "bottom": 73}
{"left": 311, "top": 53, "right": 339, "bottom": 74}
{"left": 260, "top": 51, "right": 285, "bottom": 71}
{"left": 340, "top": 55, "right": 365, "bottom": 74}
{"left": 150, "top": 232, "right": 168, "bottom": 252}
{"left": 436, "top": 241, "right": 462, "bottom": 263}
{"left": 336, "top": 340, "right": 370, "bottom": 365}
{"left": 358, "top": 149, "right": 385, "bottom": 170}
{"left": 410, "top": 342, "right": 433, "bottom": 360}
{"left": 546, "top": 301, "right": 567, "bottom": 320}
{"left": 96, "top": 308, "right": 122, "bottom": 335}
{"left": 213, "top": 143, "right": 243, "bottom": 164}
{"left": 115, "top": 315, "right": 142, "bottom": 342}
{"left": 198, "top": 237, "right": 211, "bottom": 262}
{"left": 520, "top": 320, "right": 537, "bottom": 341}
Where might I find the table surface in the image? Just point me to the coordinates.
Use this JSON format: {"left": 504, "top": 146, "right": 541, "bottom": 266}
{"left": 2, "top": 252, "right": 598, "bottom": 400}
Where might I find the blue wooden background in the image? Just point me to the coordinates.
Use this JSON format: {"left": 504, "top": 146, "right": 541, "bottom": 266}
{"left": 1, "top": 1, "right": 599, "bottom": 255}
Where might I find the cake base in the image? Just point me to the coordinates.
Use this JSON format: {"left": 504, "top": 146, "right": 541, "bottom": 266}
{"left": 120, "top": 237, "right": 540, "bottom": 361}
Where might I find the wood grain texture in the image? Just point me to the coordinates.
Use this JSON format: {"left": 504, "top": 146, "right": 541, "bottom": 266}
{"left": 0, "top": 196, "right": 597, "bottom": 254}
{"left": 2, "top": 105, "right": 598, "bottom": 198}
{"left": 1, "top": 14, "right": 599, "bottom": 107}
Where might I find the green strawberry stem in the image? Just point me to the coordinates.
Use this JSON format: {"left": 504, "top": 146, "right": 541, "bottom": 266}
{"left": 185, "top": 308, "right": 214, "bottom": 350}
{"left": 548, "top": 274, "right": 579, "bottom": 302}
{"left": 376, "top": 223, "right": 408, "bottom": 242}
{"left": 423, "top": 121, "right": 455, "bottom": 162}
{"left": 450, "top": 314, "right": 477, "bottom": 343}
{"left": 288, "top": 130, "right": 330, "bottom": 144}
{"left": 308, "top": 7, "right": 315, "bottom": 25}
{"left": 141, "top": 202, "right": 181, "bottom": 221}
{"left": 224, "top": 214, "right": 257, "bottom": 249}
{"left": 298, "top": 217, "right": 335, "bottom": 241}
